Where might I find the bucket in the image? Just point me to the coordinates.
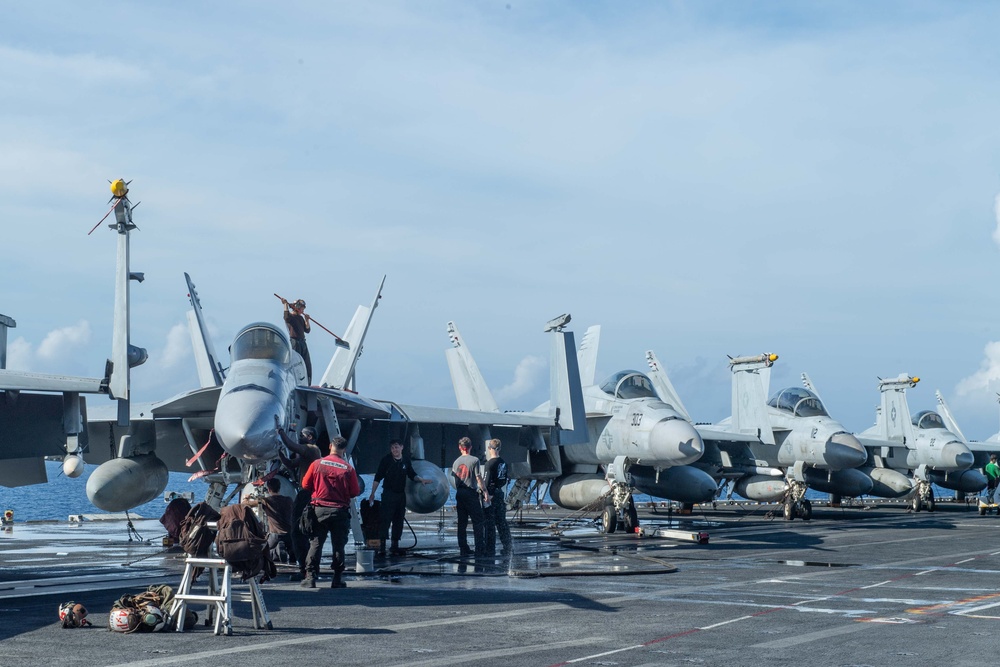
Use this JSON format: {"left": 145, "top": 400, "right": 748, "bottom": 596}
{"left": 355, "top": 549, "right": 375, "bottom": 573}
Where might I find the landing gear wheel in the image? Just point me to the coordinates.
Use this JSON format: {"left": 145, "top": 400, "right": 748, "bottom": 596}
{"left": 911, "top": 496, "right": 922, "bottom": 512}
{"left": 799, "top": 499, "right": 812, "bottom": 521}
{"left": 623, "top": 499, "right": 639, "bottom": 534}
{"left": 925, "top": 493, "right": 935, "bottom": 512}
{"left": 980, "top": 505, "right": 987, "bottom": 516}
{"left": 602, "top": 506, "right": 618, "bottom": 534}
{"left": 783, "top": 498, "right": 795, "bottom": 521}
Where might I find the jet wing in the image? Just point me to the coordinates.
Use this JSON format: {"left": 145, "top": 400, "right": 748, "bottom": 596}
{"left": 385, "top": 402, "right": 553, "bottom": 427}
{"left": 695, "top": 426, "right": 764, "bottom": 444}
{"left": 152, "top": 387, "right": 224, "bottom": 418}
{"left": 0, "top": 370, "right": 105, "bottom": 393}
{"left": 857, "top": 435, "right": 908, "bottom": 450}
{"left": 299, "top": 386, "right": 391, "bottom": 420}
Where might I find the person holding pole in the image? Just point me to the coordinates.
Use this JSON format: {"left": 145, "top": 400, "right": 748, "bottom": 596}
{"left": 280, "top": 297, "right": 312, "bottom": 384}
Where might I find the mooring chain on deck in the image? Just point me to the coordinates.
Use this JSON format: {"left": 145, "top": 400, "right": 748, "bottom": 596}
{"left": 542, "top": 491, "right": 613, "bottom": 533}
{"left": 121, "top": 534, "right": 172, "bottom": 567}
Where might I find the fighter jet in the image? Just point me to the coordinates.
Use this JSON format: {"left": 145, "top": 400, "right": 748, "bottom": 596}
{"left": 652, "top": 352, "right": 871, "bottom": 520}
{"left": 84, "top": 275, "right": 576, "bottom": 517}
{"left": 445, "top": 321, "right": 720, "bottom": 534}
{"left": 855, "top": 374, "right": 984, "bottom": 511}
{"left": 934, "top": 390, "right": 1000, "bottom": 496}
{"left": 0, "top": 180, "right": 145, "bottom": 489}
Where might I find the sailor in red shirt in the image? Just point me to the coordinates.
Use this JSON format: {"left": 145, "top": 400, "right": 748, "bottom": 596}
{"left": 300, "top": 436, "right": 360, "bottom": 588}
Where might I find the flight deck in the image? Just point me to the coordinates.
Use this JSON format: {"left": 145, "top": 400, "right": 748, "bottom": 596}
{"left": 1, "top": 501, "right": 999, "bottom": 667}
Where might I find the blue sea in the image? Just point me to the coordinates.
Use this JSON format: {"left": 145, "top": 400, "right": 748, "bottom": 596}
{"left": 0, "top": 460, "right": 969, "bottom": 523}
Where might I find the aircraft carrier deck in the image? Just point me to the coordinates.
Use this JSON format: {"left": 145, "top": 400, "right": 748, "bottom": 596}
{"left": 1, "top": 499, "right": 998, "bottom": 667}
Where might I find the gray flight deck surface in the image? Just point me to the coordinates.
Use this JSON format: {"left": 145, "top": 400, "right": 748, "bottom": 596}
{"left": 2, "top": 502, "right": 1000, "bottom": 666}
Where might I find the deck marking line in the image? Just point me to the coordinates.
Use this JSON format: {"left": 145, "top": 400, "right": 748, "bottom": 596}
{"left": 751, "top": 622, "right": 867, "bottom": 649}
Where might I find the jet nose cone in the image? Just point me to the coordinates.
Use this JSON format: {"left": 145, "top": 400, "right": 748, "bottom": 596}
{"left": 825, "top": 432, "right": 867, "bottom": 470}
{"left": 215, "top": 396, "right": 282, "bottom": 462}
{"left": 649, "top": 418, "right": 704, "bottom": 465}
{"left": 941, "top": 441, "right": 974, "bottom": 470}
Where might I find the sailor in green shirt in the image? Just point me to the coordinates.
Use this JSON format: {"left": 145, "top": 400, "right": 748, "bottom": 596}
{"left": 985, "top": 454, "right": 1000, "bottom": 504}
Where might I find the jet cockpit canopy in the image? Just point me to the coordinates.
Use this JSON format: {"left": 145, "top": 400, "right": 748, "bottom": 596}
{"left": 600, "top": 371, "right": 658, "bottom": 400}
{"left": 767, "top": 387, "right": 829, "bottom": 418}
{"left": 232, "top": 324, "right": 290, "bottom": 363}
{"left": 912, "top": 410, "right": 946, "bottom": 430}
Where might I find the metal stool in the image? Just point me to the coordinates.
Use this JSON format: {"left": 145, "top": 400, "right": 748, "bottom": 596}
{"left": 169, "top": 556, "right": 272, "bottom": 636}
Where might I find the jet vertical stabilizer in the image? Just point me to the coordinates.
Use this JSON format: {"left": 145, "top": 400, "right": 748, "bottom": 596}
{"left": 645, "top": 350, "right": 692, "bottom": 422}
{"left": 106, "top": 183, "right": 147, "bottom": 426}
{"left": 319, "top": 275, "right": 385, "bottom": 390}
{"left": 185, "top": 273, "right": 225, "bottom": 388}
{"left": 548, "top": 317, "right": 587, "bottom": 444}
{"left": 874, "top": 374, "right": 918, "bottom": 442}
{"left": 445, "top": 321, "right": 500, "bottom": 412}
{"left": 934, "top": 390, "right": 968, "bottom": 443}
{"left": 729, "top": 354, "right": 777, "bottom": 444}
{"left": 577, "top": 325, "right": 601, "bottom": 388}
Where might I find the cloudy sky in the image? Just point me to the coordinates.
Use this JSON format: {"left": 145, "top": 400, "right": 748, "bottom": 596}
{"left": 3, "top": 1, "right": 1000, "bottom": 439}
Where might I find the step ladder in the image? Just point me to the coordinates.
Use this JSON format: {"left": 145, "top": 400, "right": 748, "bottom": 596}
{"left": 169, "top": 556, "right": 272, "bottom": 636}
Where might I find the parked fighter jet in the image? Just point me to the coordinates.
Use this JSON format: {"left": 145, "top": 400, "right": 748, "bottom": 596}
{"left": 855, "top": 374, "right": 984, "bottom": 511}
{"left": 445, "top": 321, "right": 720, "bottom": 534}
{"left": 0, "top": 180, "right": 145, "bottom": 489}
{"left": 84, "top": 276, "right": 579, "bottom": 516}
{"left": 934, "top": 390, "right": 1000, "bottom": 496}
{"left": 651, "top": 352, "right": 871, "bottom": 520}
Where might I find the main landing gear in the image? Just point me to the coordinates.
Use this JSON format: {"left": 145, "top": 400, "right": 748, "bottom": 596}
{"left": 601, "top": 489, "right": 639, "bottom": 534}
{"left": 782, "top": 482, "right": 812, "bottom": 521}
{"left": 910, "top": 480, "right": 935, "bottom": 513}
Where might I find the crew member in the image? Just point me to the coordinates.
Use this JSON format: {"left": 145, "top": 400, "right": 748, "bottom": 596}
{"left": 987, "top": 454, "right": 1000, "bottom": 505}
{"left": 278, "top": 422, "right": 322, "bottom": 581}
{"left": 368, "top": 439, "right": 431, "bottom": 557}
{"left": 482, "top": 438, "right": 512, "bottom": 556}
{"left": 281, "top": 297, "right": 312, "bottom": 384}
{"left": 451, "top": 437, "right": 489, "bottom": 557}
{"left": 301, "top": 436, "right": 359, "bottom": 588}
{"left": 246, "top": 477, "right": 295, "bottom": 563}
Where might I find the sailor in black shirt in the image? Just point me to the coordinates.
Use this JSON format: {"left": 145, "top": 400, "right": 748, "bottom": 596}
{"left": 368, "top": 439, "right": 430, "bottom": 556}
{"left": 483, "top": 438, "right": 513, "bottom": 556}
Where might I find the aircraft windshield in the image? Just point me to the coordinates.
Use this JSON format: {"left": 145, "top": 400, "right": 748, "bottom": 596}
{"left": 232, "top": 327, "right": 290, "bottom": 363}
{"left": 912, "top": 410, "right": 946, "bottom": 430}
{"left": 767, "top": 387, "right": 829, "bottom": 418}
{"left": 599, "top": 371, "right": 658, "bottom": 400}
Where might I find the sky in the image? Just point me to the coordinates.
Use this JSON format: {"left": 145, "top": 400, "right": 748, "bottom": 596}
{"left": 3, "top": 1, "right": 1000, "bottom": 440}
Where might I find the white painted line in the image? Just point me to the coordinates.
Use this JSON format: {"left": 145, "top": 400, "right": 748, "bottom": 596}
{"left": 700, "top": 614, "right": 757, "bottom": 630}
{"left": 957, "top": 600, "right": 1000, "bottom": 615}
{"left": 859, "top": 580, "right": 892, "bottom": 589}
{"left": 387, "top": 638, "right": 608, "bottom": 667}
{"left": 751, "top": 623, "right": 868, "bottom": 649}
{"left": 955, "top": 558, "right": 976, "bottom": 564}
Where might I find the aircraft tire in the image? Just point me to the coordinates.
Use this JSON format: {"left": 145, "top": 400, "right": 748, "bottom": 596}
{"left": 926, "top": 494, "right": 935, "bottom": 512}
{"left": 980, "top": 506, "right": 987, "bottom": 516}
{"left": 602, "top": 506, "right": 618, "bottom": 534}
{"left": 911, "top": 496, "right": 922, "bottom": 512}
{"left": 783, "top": 499, "right": 794, "bottom": 521}
{"left": 623, "top": 500, "right": 639, "bottom": 534}
{"left": 799, "top": 499, "right": 812, "bottom": 521}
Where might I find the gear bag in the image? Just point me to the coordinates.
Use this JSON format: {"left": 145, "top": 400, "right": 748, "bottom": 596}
{"left": 215, "top": 503, "right": 277, "bottom": 582}
{"left": 179, "top": 502, "right": 221, "bottom": 557}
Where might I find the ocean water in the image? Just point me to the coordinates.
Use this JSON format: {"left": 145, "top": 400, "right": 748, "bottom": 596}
{"left": 0, "top": 460, "right": 969, "bottom": 523}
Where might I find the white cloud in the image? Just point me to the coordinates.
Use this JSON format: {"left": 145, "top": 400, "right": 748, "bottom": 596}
{"left": 956, "top": 341, "right": 1000, "bottom": 397}
{"left": 495, "top": 355, "right": 546, "bottom": 404}
{"left": 35, "top": 321, "right": 91, "bottom": 362}
{"left": 158, "top": 322, "right": 191, "bottom": 370}
{"left": 5, "top": 337, "right": 33, "bottom": 371}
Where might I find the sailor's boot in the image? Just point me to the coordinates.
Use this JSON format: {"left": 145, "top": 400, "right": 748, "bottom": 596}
{"left": 390, "top": 539, "right": 402, "bottom": 556}
{"left": 331, "top": 570, "right": 346, "bottom": 589}
{"left": 375, "top": 540, "right": 386, "bottom": 559}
